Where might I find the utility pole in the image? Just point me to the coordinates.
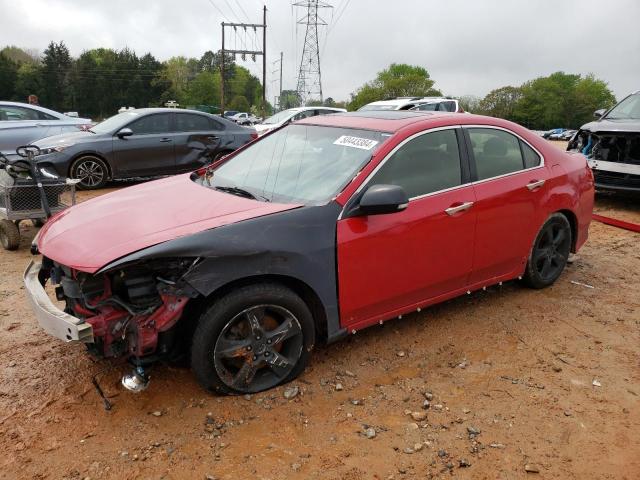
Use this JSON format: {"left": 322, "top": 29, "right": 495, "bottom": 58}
{"left": 271, "top": 51, "right": 283, "bottom": 111}
{"left": 220, "top": 6, "right": 267, "bottom": 117}
{"left": 294, "top": 0, "right": 332, "bottom": 105}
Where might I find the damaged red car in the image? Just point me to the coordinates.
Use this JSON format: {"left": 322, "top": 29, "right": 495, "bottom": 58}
{"left": 24, "top": 111, "right": 594, "bottom": 394}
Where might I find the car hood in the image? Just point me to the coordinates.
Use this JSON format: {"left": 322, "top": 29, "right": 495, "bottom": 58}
{"left": 37, "top": 174, "right": 300, "bottom": 273}
{"left": 33, "top": 130, "right": 96, "bottom": 147}
{"left": 580, "top": 118, "right": 640, "bottom": 133}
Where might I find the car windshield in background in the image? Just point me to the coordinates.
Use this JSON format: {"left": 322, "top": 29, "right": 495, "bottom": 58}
{"left": 358, "top": 104, "right": 397, "bottom": 111}
{"left": 262, "top": 109, "right": 296, "bottom": 124}
{"left": 605, "top": 94, "right": 640, "bottom": 120}
{"left": 199, "top": 124, "right": 385, "bottom": 204}
{"left": 90, "top": 111, "right": 142, "bottom": 133}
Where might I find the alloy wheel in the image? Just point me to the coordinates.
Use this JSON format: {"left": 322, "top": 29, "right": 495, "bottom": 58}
{"left": 213, "top": 304, "right": 304, "bottom": 393}
{"left": 532, "top": 222, "right": 570, "bottom": 283}
{"left": 74, "top": 159, "right": 105, "bottom": 188}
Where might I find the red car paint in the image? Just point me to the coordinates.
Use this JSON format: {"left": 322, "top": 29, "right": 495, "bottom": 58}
{"left": 38, "top": 174, "right": 300, "bottom": 273}
{"left": 308, "top": 113, "right": 595, "bottom": 332}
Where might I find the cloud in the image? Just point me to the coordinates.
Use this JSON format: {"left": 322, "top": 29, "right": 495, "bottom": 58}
{"left": 1, "top": 0, "right": 638, "bottom": 102}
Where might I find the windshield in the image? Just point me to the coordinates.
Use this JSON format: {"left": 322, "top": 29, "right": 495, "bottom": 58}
{"left": 90, "top": 111, "right": 144, "bottom": 133}
{"left": 262, "top": 109, "right": 297, "bottom": 125}
{"left": 605, "top": 94, "right": 640, "bottom": 120}
{"left": 358, "top": 104, "right": 399, "bottom": 111}
{"left": 200, "top": 124, "right": 385, "bottom": 204}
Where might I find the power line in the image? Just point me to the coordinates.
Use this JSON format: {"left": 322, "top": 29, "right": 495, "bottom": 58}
{"left": 206, "top": 0, "right": 230, "bottom": 21}
{"left": 233, "top": 0, "right": 252, "bottom": 21}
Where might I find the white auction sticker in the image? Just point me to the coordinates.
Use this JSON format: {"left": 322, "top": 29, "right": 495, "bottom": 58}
{"left": 333, "top": 135, "right": 378, "bottom": 150}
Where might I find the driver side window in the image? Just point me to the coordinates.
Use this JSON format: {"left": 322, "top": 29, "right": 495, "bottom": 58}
{"left": 128, "top": 114, "right": 171, "bottom": 135}
{"left": 369, "top": 129, "right": 463, "bottom": 199}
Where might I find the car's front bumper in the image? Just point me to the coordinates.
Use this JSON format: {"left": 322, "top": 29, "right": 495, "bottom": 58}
{"left": 23, "top": 260, "right": 93, "bottom": 343}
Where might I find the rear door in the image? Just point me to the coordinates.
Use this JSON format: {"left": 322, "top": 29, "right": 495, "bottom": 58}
{"left": 337, "top": 127, "right": 477, "bottom": 330}
{"left": 112, "top": 112, "right": 176, "bottom": 177}
{"left": 173, "top": 113, "right": 226, "bottom": 172}
{"left": 464, "top": 127, "right": 549, "bottom": 285}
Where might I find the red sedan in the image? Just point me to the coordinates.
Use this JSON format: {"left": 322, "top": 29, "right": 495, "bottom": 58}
{"left": 25, "top": 111, "right": 594, "bottom": 394}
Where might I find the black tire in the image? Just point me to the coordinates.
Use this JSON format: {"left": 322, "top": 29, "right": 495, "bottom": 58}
{"left": 191, "top": 283, "right": 315, "bottom": 395}
{"left": 70, "top": 156, "right": 109, "bottom": 190}
{"left": 0, "top": 219, "right": 20, "bottom": 250}
{"left": 523, "top": 213, "right": 572, "bottom": 289}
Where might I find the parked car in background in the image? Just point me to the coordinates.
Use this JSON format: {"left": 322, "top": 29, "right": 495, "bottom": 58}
{"left": 229, "top": 112, "right": 260, "bottom": 125}
{"left": 568, "top": 90, "right": 640, "bottom": 192}
{"left": 409, "top": 98, "right": 463, "bottom": 112}
{"left": 358, "top": 97, "right": 463, "bottom": 112}
{"left": 542, "top": 128, "right": 566, "bottom": 139}
{"left": 222, "top": 110, "right": 239, "bottom": 120}
{"left": 559, "top": 130, "right": 577, "bottom": 141}
{"left": 0, "top": 101, "right": 92, "bottom": 156}
{"left": 32, "top": 108, "right": 257, "bottom": 189}
{"left": 254, "top": 106, "right": 346, "bottom": 136}
{"left": 26, "top": 110, "right": 593, "bottom": 395}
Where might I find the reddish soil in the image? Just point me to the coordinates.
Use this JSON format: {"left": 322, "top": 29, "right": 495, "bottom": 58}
{"left": 1, "top": 169, "right": 639, "bottom": 479}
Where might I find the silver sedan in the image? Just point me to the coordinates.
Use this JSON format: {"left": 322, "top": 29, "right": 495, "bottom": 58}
{"left": 0, "top": 101, "right": 91, "bottom": 155}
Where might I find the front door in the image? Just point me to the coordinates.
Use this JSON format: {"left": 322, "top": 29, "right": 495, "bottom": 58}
{"left": 337, "top": 127, "right": 477, "bottom": 331}
{"left": 464, "top": 127, "right": 550, "bottom": 284}
{"left": 112, "top": 112, "right": 176, "bottom": 177}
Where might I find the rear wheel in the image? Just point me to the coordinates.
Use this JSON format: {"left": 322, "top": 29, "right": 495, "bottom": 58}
{"left": 0, "top": 219, "right": 20, "bottom": 250}
{"left": 191, "top": 283, "right": 315, "bottom": 395}
{"left": 523, "top": 213, "right": 572, "bottom": 289}
{"left": 70, "top": 156, "right": 108, "bottom": 190}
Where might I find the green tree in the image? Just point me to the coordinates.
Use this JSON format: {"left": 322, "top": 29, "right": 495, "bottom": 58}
{"left": 13, "top": 62, "right": 43, "bottom": 101}
{"left": 41, "top": 41, "right": 72, "bottom": 111}
{"left": 279, "top": 90, "right": 301, "bottom": 109}
{"left": 0, "top": 52, "right": 17, "bottom": 99}
{"left": 457, "top": 95, "right": 481, "bottom": 113}
{"left": 348, "top": 63, "right": 441, "bottom": 111}
{"left": 228, "top": 95, "right": 250, "bottom": 112}
{"left": 478, "top": 86, "right": 523, "bottom": 120}
{"left": 0, "top": 46, "right": 39, "bottom": 65}
{"left": 183, "top": 71, "right": 221, "bottom": 108}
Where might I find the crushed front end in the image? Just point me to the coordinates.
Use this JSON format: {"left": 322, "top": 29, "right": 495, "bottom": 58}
{"left": 24, "top": 256, "right": 199, "bottom": 390}
{"left": 569, "top": 129, "right": 640, "bottom": 192}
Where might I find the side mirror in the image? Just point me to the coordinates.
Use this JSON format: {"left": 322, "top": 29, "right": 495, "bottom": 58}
{"left": 593, "top": 109, "right": 606, "bottom": 119}
{"left": 116, "top": 127, "right": 133, "bottom": 138}
{"left": 358, "top": 184, "right": 409, "bottom": 216}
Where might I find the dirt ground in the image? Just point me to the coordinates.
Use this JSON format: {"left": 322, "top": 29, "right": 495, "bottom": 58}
{"left": 1, "top": 144, "right": 639, "bottom": 480}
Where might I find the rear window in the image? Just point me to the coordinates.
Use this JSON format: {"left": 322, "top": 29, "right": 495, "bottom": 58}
{"left": 176, "top": 113, "right": 211, "bottom": 132}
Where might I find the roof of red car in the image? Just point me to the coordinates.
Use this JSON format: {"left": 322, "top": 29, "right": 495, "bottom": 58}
{"left": 296, "top": 110, "right": 528, "bottom": 136}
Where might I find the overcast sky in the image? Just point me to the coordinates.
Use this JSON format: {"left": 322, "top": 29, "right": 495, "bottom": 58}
{"left": 1, "top": 0, "right": 638, "bottom": 103}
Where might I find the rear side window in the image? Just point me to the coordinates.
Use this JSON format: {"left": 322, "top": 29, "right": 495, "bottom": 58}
{"left": 468, "top": 128, "right": 524, "bottom": 180}
{"left": 0, "top": 105, "right": 49, "bottom": 121}
{"left": 128, "top": 114, "right": 171, "bottom": 135}
{"left": 521, "top": 141, "right": 541, "bottom": 168}
{"left": 209, "top": 118, "right": 224, "bottom": 130}
{"left": 176, "top": 113, "right": 211, "bottom": 132}
{"left": 292, "top": 110, "right": 315, "bottom": 121}
{"left": 369, "top": 129, "right": 462, "bottom": 198}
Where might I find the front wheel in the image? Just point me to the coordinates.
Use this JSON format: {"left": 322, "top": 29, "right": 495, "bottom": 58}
{"left": 191, "top": 284, "right": 315, "bottom": 395}
{"left": 70, "top": 156, "right": 109, "bottom": 190}
{"left": 523, "top": 213, "right": 572, "bottom": 289}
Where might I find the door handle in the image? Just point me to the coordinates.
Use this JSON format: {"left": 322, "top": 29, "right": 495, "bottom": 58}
{"left": 445, "top": 201, "right": 474, "bottom": 216}
{"left": 526, "top": 179, "right": 545, "bottom": 191}
{"left": 159, "top": 138, "right": 172, "bottom": 143}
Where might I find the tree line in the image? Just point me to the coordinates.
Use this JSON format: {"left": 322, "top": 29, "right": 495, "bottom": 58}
{"left": 0, "top": 42, "right": 618, "bottom": 129}
{"left": 0, "top": 42, "right": 268, "bottom": 119}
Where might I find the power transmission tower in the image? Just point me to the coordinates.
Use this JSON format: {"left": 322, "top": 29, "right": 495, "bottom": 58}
{"left": 294, "top": 0, "right": 332, "bottom": 105}
{"left": 221, "top": 6, "right": 267, "bottom": 117}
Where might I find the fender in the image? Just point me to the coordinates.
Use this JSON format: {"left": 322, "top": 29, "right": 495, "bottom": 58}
{"left": 100, "top": 202, "right": 345, "bottom": 342}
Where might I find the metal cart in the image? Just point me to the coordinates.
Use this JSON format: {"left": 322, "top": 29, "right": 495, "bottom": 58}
{"left": 0, "top": 146, "right": 78, "bottom": 250}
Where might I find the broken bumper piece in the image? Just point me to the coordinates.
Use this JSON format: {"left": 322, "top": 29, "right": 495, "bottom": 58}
{"left": 23, "top": 260, "right": 94, "bottom": 343}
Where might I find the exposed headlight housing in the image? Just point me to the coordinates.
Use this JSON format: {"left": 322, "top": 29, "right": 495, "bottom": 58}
{"left": 38, "top": 144, "right": 69, "bottom": 155}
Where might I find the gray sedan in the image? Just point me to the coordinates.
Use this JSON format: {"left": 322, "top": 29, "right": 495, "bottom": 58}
{"left": 33, "top": 108, "right": 257, "bottom": 189}
{"left": 0, "top": 101, "right": 92, "bottom": 156}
